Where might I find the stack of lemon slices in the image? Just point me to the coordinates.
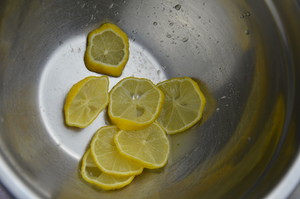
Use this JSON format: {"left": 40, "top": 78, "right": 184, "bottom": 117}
{"left": 63, "top": 23, "right": 206, "bottom": 190}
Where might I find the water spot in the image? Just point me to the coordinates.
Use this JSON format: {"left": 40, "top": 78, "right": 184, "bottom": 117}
{"left": 182, "top": 37, "right": 189, "bottom": 42}
{"left": 174, "top": 4, "right": 181, "bottom": 10}
{"left": 198, "top": 16, "right": 201, "bottom": 19}
{"left": 153, "top": 21, "right": 158, "bottom": 26}
{"left": 220, "top": 96, "right": 227, "bottom": 99}
{"left": 216, "top": 108, "right": 220, "bottom": 112}
{"left": 244, "top": 30, "right": 250, "bottom": 35}
{"left": 109, "top": 3, "right": 114, "bottom": 9}
{"left": 169, "top": 22, "right": 174, "bottom": 26}
{"left": 197, "top": 34, "right": 200, "bottom": 37}
{"left": 162, "top": 65, "right": 167, "bottom": 71}
{"left": 166, "top": 33, "right": 172, "bottom": 38}
{"left": 132, "top": 94, "right": 140, "bottom": 100}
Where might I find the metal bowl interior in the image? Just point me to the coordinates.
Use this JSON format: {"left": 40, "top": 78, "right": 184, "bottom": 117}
{"left": 0, "top": 0, "right": 300, "bottom": 198}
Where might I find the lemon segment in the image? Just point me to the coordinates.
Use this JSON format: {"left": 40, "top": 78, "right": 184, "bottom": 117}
{"left": 90, "top": 126, "right": 143, "bottom": 177}
{"left": 156, "top": 77, "right": 206, "bottom": 134}
{"left": 64, "top": 76, "right": 109, "bottom": 128}
{"left": 114, "top": 123, "right": 170, "bottom": 169}
{"left": 84, "top": 23, "right": 129, "bottom": 77}
{"left": 81, "top": 150, "right": 135, "bottom": 190}
{"left": 108, "top": 77, "right": 165, "bottom": 130}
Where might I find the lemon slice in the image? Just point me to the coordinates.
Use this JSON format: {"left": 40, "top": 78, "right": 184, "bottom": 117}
{"left": 108, "top": 77, "right": 164, "bottom": 130}
{"left": 84, "top": 23, "right": 129, "bottom": 77}
{"left": 64, "top": 76, "right": 109, "bottom": 128}
{"left": 114, "top": 123, "right": 170, "bottom": 169}
{"left": 90, "top": 126, "right": 143, "bottom": 176}
{"left": 156, "top": 77, "right": 206, "bottom": 134}
{"left": 81, "top": 150, "right": 135, "bottom": 190}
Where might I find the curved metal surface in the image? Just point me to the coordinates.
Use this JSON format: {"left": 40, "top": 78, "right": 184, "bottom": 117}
{"left": 0, "top": 0, "right": 299, "bottom": 198}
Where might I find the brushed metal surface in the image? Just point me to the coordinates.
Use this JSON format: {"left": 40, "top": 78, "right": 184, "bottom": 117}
{"left": 0, "top": 0, "right": 299, "bottom": 198}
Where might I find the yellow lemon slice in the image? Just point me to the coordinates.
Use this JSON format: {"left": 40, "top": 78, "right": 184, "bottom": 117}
{"left": 114, "top": 123, "right": 170, "bottom": 169}
{"left": 84, "top": 23, "right": 129, "bottom": 77}
{"left": 64, "top": 76, "right": 109, "bottom": 128}
{"left": 81, "top": 150, "right": 135, "bottom": 190}
{"left": 108, "top": 77, "right": 164, "bottom": 130}
{"left": 90, "top": 126, "right": 143, "bottom": 176}
{"left": 156, "top": 77, "right": 206, "bottom": 134}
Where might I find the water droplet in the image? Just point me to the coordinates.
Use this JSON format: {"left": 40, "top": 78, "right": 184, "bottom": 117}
{"left": 182, "top": 37, "right": 189, "bottom": 42}
{"left": 244, "top": 30, "right": 250, "bottom": 35}
{"left": 153, "top": 21, "right": 158, "bottom": 26}
{"left": 109, "top": 3, "right": 114, "bottom": 9}
{"left": 169, "top": 22, "right": 174, "bottom": 26}
{"left": 174, "top": 4, "right": 181, "bottom": 10}
{"left": 216, "top": 108, "right": 220, "bottom": 112}
{"left": 198, "top": 16, "right": 201, "bottom": 19}
{"left": 240, "top": 11, "right": 251, "bottom": 18}
{"left": 166, "top": 33, "right": 172, "bottom": 38}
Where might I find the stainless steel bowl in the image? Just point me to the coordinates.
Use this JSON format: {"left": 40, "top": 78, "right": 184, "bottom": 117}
{"left": 1, "top": 0, "right": 300, "bottom": 198}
